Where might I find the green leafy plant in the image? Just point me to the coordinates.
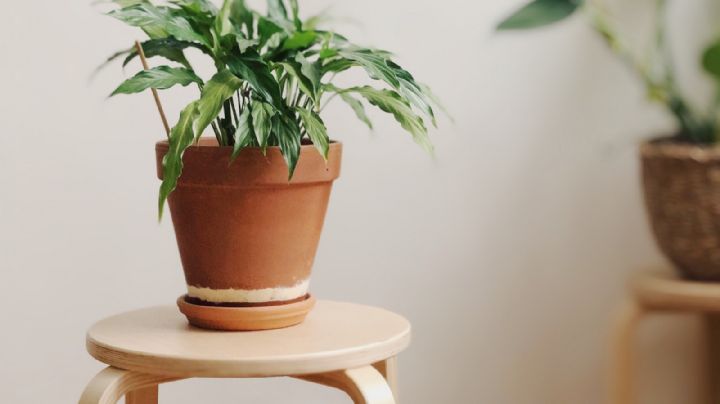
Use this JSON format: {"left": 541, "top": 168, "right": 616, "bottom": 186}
{"left": 100, "top": 0, "right": 442, "bottom": 216}
{"left": 498, "top": 0, "right": 720, "bottom": 144}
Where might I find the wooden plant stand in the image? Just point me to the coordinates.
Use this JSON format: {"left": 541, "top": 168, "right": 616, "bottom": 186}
{"left": 78, "top": 301, "right": 411, "bottom": 404}
{"left": 611, "top": 272, "right": 720, "bottom": 404}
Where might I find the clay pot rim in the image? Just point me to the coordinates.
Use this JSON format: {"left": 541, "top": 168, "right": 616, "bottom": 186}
{"left": 156, "top": 137, "right": 342, "bottom": 154}
{"left": 155, "top": 136, "right": 342, "bottom": 184}
{"left": 641, "top": 135, "right": 720, "bottom": 161}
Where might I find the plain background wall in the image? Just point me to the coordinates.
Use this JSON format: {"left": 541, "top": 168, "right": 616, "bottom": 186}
{"left": 1, "top": 0, "right": 717, "bottom": 402}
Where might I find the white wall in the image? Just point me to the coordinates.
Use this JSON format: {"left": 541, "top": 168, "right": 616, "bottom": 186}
{"left": 0, "top": 0, "right": 713, "bottom": 403}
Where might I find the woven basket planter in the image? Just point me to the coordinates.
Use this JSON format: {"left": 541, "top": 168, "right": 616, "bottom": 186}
{"left": 641, "top": 138, "right": 720, "bottom": 280}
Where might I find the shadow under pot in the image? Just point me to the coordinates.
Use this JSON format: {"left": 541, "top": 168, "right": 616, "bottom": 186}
{"left": 641, "top": 137, "right": 720, "bottom": 281}
{"left": 156, "top": 138, "right": 342, "bottom": 330}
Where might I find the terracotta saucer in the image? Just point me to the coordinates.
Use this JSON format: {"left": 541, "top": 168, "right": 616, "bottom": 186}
{"left": 177, "top": 294, "right": 316, "bottom": 331}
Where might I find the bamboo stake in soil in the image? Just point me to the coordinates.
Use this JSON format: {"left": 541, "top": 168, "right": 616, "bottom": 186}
{"left": 134, "top": 40, "right": 170, "bottom": 138}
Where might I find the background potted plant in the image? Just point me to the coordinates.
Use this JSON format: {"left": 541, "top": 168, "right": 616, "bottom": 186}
{"left": 498, "top": 0, "right": 720, "bottom": 281}
{"left": 101, "top": 0, "right": 442, "bottom": 330}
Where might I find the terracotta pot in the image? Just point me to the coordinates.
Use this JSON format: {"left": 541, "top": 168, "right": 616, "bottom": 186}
{"left": 156, "top": 138, "right": 341, "bottom": 318}
{"left": 641, "top": 137, "right": 720, "bottom": 280}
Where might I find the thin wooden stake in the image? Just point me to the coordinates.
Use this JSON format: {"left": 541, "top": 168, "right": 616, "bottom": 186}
{"left": 134, "top": 40, "right": 171, "bottom": 138}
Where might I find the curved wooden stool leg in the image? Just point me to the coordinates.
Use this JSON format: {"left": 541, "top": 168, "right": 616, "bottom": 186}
{"left": 609, "top": 299, "right": 645, "bottom": 404}
{"left": 125, "top": 386, "right": 159, "bottom": 404}
{"left": 78, "top": 367, "right": 180, "bottom": 404}
{"left": 704, "top": 315, "right": 720, "bottom": 404}
{"left": 300, "top": 365, "right": 396, "bottom": 404}
{"left": 373, "top": 357, "right": 399, "bottom": 400}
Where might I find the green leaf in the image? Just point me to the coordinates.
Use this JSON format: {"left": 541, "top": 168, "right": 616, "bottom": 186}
{"left": 265, "top": 32, "right": 286, "bottom": 50}
{"left": 282, "top": 31, "right": 317, "bottom": 50}
{"left": 216, "top": 0, "right": 235, "bottom": 36}
{"left": 278, "top": 61, "right": 316, "bottom": 102}
{"left": 703, "top": 40, "right": 720, "bottom": 81}
{"left": 217, "top": 0, "right": 253, "bottom": 37}
{"left": 110, "top": 66, "right": 202, "bottom": 96}
{"left": 170, "top": 0, "right": 218, "bottom": 15}
{"left": 497, "top": 0, "right": 581, "bottom": 30}
{"left": 338, "top": 48, "right": 400, "bottom": 88}
{"left": 108, "top": 4, "right": 170, "bottom": 38}
{"left": 193, "top": 69, "right": 244, "bottom": 139}
{"left": 158, "top": 101, "right": 199, "bottom": 219}
{"left": 297, "top": 107, "right": 329, "bottom": 159}
{"left": 339, "top": 92, "right": 373, "bottom": 130}
{"left": 231, "top": 106, "right": 254, "bottom": 159}
{"left": 289, "top": 0, "right": 299, "bottom": 16}
{"left": 108, "top": 3, "right": 211, "bottom": 46}
{"left": 289, "top": 0, "right": 302, "bottom": 29}
{"left": 267, "top": 0, "right": 288, "bottom": 22}
{"left": 321, "top": 57, "right": 356, "bottom": 75}
{"left": 93, "top": 47, "right": 134, "bottom": 77}
{"left": 227, "top": 52, "right": 284, "bottom": 108}
{"left": 296, "top": 53, "right": 320, "bottom": 92}
{"left": 387, "top": 60, "right": 436, "bottom": 126}
{"left": 349, "top": 86, "right": 432, "bottom": 153}
{"left": 316, "top": 31, "right": 338, "bottom": 58}
{"left": 418, "top": 82, "right": 453, "bottom": 122}
{"left": 234, "top": 0, "right": 255, "bottom": 35}
{"left": 171, "top": 0, "right": 217, "bottom": 31}
{"left": 264, "top": 0, "right": 296, "bottom": 31}
{"left": 258, "top": 16, "right": 284, "bottom": 44}
{"left": 164, "top": 15, "right": 212, "bottom": 47}
{"left": 319, "top": 48, "right": 338, "bottom": 59}
{"left": 236, "top": 37, "right": 260, "bottom": 53}
{"left": 316, "top": 30, "right": 350, "bottom": 45}
{"left": 251, "top": 100, "right": 275, "bottom": 150}
{"left": 123, "top": 38, "right": 197, "bottom": 69}
{"left": 272, "top": 115, "right": 302, "bottom": 178}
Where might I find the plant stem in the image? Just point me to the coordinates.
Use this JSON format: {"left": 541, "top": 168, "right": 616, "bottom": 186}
{"left": 211, "top": 121, "right": 222, "bottom": 144}
{"left": 320, "top": 91, "right": 340, "bottom": 111}
{"left": 229, "top": 96, "right": 239, "bottom": 124}
{"left": 134, "top": 41, "right": 171, "bottom": 138}
{"left": 223, "top": 100, "right": 235, "bottom": 146}
{"left": 586, "top": 0, "right": 706, "bottom": 141}
{"left": 292, "top": 87, "right": 302, "bottom": 107}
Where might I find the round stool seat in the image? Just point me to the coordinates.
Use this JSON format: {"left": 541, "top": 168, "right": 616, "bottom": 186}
{"left": 632, "top": 272, "right": 720, "bottom": 311}
{"left": 86, "top": 300, "right": 411, "bottom": 378}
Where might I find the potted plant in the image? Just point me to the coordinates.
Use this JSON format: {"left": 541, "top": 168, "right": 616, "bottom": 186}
{"left": 100, "top": 0, "right": 442, "bottom": 330}
{"left": 498, "top": 0, "right": 720, "bottom": 281}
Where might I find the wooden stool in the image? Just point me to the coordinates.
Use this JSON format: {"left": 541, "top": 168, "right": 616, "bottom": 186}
{"left": 78, "top": 300, "right": 411, "bottom": 404}
{"left": 610, "top": 272, "right": 720, "bottom": 404}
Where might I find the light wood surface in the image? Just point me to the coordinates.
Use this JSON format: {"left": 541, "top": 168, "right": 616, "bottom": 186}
{"left": 610, "top": 272, "right": 720, "bottom": 404}
{"left": 80, "top": 363, "right": 399, "bottom": 404}
{"left": 632, "top": 272, "right": 720, "bottom": 311}
{"left": 125, "top": 385, "right": 158, "bottom": 404}
{"left": 80, "top": 301, "right": 408, "bottom": 404}
{"left": 78, "top": 367, "right": 178, "bottom": 404}
{"left": 299, "top": 366, "right": 396, "bottom": 404}
{"left": 374, "top": 356, "right": 399, "bottom": 401}
{"left": 609, "top": 300, "right": 644, "bottom": 404}
{"left": 86, "top": 300, "right": 411, "bottom": 378}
